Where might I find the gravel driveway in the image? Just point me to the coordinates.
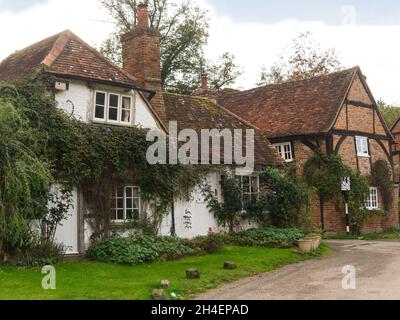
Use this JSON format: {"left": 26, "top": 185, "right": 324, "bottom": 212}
{"left": 195, "top": 240, "right": 400, "bottom": 300}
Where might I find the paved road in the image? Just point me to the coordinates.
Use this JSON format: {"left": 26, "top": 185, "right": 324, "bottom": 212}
{"left": 195, "top": 240, "right": 400, "bottom": 300}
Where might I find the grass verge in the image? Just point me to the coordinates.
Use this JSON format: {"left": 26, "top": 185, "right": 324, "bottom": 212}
{"left": 0, "top": 245, "right": 330, "bottom": 300}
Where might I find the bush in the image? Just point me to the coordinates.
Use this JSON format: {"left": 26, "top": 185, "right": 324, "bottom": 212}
{"left": 252, "top": 167, "right": 310, "bottom": 228}
{"left": 226, "top": 228, "right": 305, "bottom": 248}
{"left": 189, "top": 233, "right": 225, "bottom": 254}
{"left": 87, "top": 235, "right": 201, "bottom": 265}
{"left": 6, "top": 242, "right": 66, "bottom": 267}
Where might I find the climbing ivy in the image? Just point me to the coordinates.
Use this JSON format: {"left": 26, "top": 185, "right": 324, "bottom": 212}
{"left": 303, "top": 151, "right": 371, "bottom": 234}
{"left": 369, "top": 160, "right": 393, "bottom": 215}
{"left": 0, "top": 80, "right": 207, "bottom": 252}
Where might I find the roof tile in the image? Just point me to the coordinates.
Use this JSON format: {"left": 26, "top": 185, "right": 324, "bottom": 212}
{"left": 217, "top": 68, "right": 358, "bottom": 138}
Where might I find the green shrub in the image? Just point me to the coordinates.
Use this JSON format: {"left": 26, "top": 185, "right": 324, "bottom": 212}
{"left": 255, "top": 167, "right": 310, "bottom": 228}
{"left": 190, "top": 233, "right": 225, "bottom": 254}
{"left": 87, "top": 235, "right": 200, "bottom": 265}
{"left": 7, "top": 242, "right": 65, "bottom": 267}
{"left": 227, "top": 228, "right": 305, "bottom": 248}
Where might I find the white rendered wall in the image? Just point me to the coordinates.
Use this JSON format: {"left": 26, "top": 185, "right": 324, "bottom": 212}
{"left": 160, "top": 172, "right": 223, "bottom": 239}
{"left": 55, "top": 80, "right": 160, "bottom": 130}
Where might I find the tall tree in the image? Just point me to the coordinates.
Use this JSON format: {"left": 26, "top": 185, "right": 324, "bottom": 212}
{"left": 99, "top": 0, "right": 241, "bottom": 94}
{"left": 377, "top": 99, "right": 400, "bottom": 128}
{"left": 258, "top": 31, "right": 342, "bottom": 86}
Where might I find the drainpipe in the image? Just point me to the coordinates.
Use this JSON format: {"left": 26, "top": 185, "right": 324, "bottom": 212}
{"left": 320, "top": 197, "right": 325, "bottom": 231}
{"left": 171, "top": 197, "right": 177, "bottom": 237}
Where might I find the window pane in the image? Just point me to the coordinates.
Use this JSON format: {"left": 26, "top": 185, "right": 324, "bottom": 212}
{"left": 108, "top": 107, "right": 118, "bottom": 121}
{"left": 126, "top": 198, "right": 133, "bottom": 209}
{"left": 117, "top": 198, "right": 124, "bottom": 209}
{"left": 121, "top": 109, "right": 131, "bottom": 123}
{"left": 133, "top": 198, "right": 140, "bottom": 210}
{"left": 275, "top": 145, "right": 282, "bottom": 156}
{"left": 96, "top": 92, "right": 105, "bottom": 106}
{"left": 95, "top": 106, "right": 105, "bottom": 119}
{"left": 126, "top": 187, "right": 133, "bottom": 198}
{"left": 284, "top": 144, "right": 292, "bottom": 160}
{"left": 356, "top": 138, "right": 362, "bottom": 154}
{"left": 126, "top": 209, "right": 134, "bottom": 220}
{"left": 109, "top": 94, "right": 119, "bottom": 108}
{"left": 251, "top": 177, "right": 259, "bottom": 193}
{"left": 242, "top": 176, "right": 250, "bottom": 192}
{"left": 363, "top": 139, "right": 369, "bottom": 155}
{"left": 122, "top": 97, "right": 131, "bottom": 109}
{"left": 117, "top": 188, "right": 124, "bottom": 198}
{"left": 117, "top": 209, "right": 124, "bottom": 220}
{"left": 132, "top": 188, "right": 139, "bottom": 198}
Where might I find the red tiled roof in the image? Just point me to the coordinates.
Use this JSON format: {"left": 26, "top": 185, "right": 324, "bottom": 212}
{"left": 164, "top": 93, "right": 284, "bottom": 166}
{"left": 0, "top": 30, "right": 138, "bottom": 88}
{"left": 217, "top": 67, "right": 359, "bottom": 139}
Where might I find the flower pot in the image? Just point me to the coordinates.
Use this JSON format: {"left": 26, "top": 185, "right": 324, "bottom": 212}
{"left": 305, "top": 236, "right": 322, "bottom": 250}
{"left": 298, "top": 239, "right": 313, "bottom": 253}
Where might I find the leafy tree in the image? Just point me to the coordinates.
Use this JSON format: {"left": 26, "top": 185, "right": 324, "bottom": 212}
{"left": 377, "top": 99, "right": 400, "bottom": 128}
{"left": 258, "top": 31, "right": 342, "bottom": 85}
{"left": 0, "top": 93, "right": 51, "bottom": 262}
{"left": 99, "top": 0, "right": 241, "bottom": 94}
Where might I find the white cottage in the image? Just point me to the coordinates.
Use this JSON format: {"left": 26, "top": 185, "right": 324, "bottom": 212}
{"left": 0, "top": 5, "right": 283, "bottom": 254}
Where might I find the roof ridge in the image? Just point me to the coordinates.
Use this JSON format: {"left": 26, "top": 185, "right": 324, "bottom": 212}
{"left": 229, "top": 66, "right": 360, "bottom": 96}
{"left": 41, "top": 30, "right": 72, "bottom": 68}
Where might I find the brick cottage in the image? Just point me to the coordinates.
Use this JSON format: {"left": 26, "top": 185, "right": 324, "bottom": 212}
{"left": 212, "top": 67, "right": 399, "bottom": 233}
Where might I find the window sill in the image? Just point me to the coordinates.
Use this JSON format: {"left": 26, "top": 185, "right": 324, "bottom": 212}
{"left": 92, "top": 119, "right": 134, "bottom": 127}
{"left": 357, "top": 154, "right": 371, "bottom": 158}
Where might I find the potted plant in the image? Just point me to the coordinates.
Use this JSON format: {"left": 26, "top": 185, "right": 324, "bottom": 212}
{"left": 298, "top": 238, "right": 314, "bottom": 253}
{"left": 305, "top": 233, "right": 322, "bottom": 250}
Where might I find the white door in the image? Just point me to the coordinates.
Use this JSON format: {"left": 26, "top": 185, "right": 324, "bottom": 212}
{"left": 53, "top": 186, "right": 79, "bottom": 254}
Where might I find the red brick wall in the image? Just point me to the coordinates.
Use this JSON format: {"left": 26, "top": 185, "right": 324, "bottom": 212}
{"left": 292, "top": 73, "right": 399, "bottom": 234}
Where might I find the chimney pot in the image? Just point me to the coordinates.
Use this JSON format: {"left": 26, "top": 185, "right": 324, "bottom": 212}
{"left": 137, "top": 3, "right": 149, "bottom": 28}
{"left": 201, "top": 74, "right": 208, "bottom": 91}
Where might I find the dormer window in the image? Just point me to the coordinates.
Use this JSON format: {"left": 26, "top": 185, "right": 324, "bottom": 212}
{"left": 94, "top": 91, "right": 133, "bottom": 125}
{"left": 273, "top": 142, "right": 293, "bottom": 162}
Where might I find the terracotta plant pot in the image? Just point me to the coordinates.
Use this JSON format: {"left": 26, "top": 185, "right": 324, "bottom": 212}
{"left": 305, "top": 236, "right": 322, "bottom": 250}
{"left": 298, "top": 239, "right": 313, "bottom": 253}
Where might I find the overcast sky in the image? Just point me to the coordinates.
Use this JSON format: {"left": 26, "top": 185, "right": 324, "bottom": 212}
{"left": 1, "top": 0, "right": 400, "bottom": 104}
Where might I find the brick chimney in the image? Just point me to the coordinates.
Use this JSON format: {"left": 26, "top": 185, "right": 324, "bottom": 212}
{"left": 201, "top": 74, "right": 208, "bottom": 91}
{"left": 121, "top": 3, "right": 166, "bottom": 123}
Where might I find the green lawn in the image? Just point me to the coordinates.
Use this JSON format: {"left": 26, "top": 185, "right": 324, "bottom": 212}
{"left": 325, "top": 230, "right": 400, "bottom": 241}
{"left": 0, "top": 246, "right": 329, "bottom": 300}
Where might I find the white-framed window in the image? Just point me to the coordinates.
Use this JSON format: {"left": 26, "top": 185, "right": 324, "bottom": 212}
{"left": 94, "top": 91, "right": 106, "bottom": 121}
{"left": 111, "top": 186, "right": 141, "bottom": 222}
{"left": 356, "top": 136, "right": 370, "bottom": 157}
{"left": 238, "top": 175, "right": 260, "bottom": 207}
{"left": 365, "top": 187, "right": 379, "bottom": 210}
{"left": 121, "top": 96, "right": 133, "bottom": 124}
{"left": 273, "top": 142, "right": 293, "bottom": 162}
{"left": 94, "top": 91, "right": 133, "bottom": 126}
{"left": 108, "top": 93, "right": 120, "bottom": 123}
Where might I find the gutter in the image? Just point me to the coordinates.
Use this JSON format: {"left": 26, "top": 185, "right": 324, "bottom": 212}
{"left": 48, "top": 72, "right": 157, "bottom": 100}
